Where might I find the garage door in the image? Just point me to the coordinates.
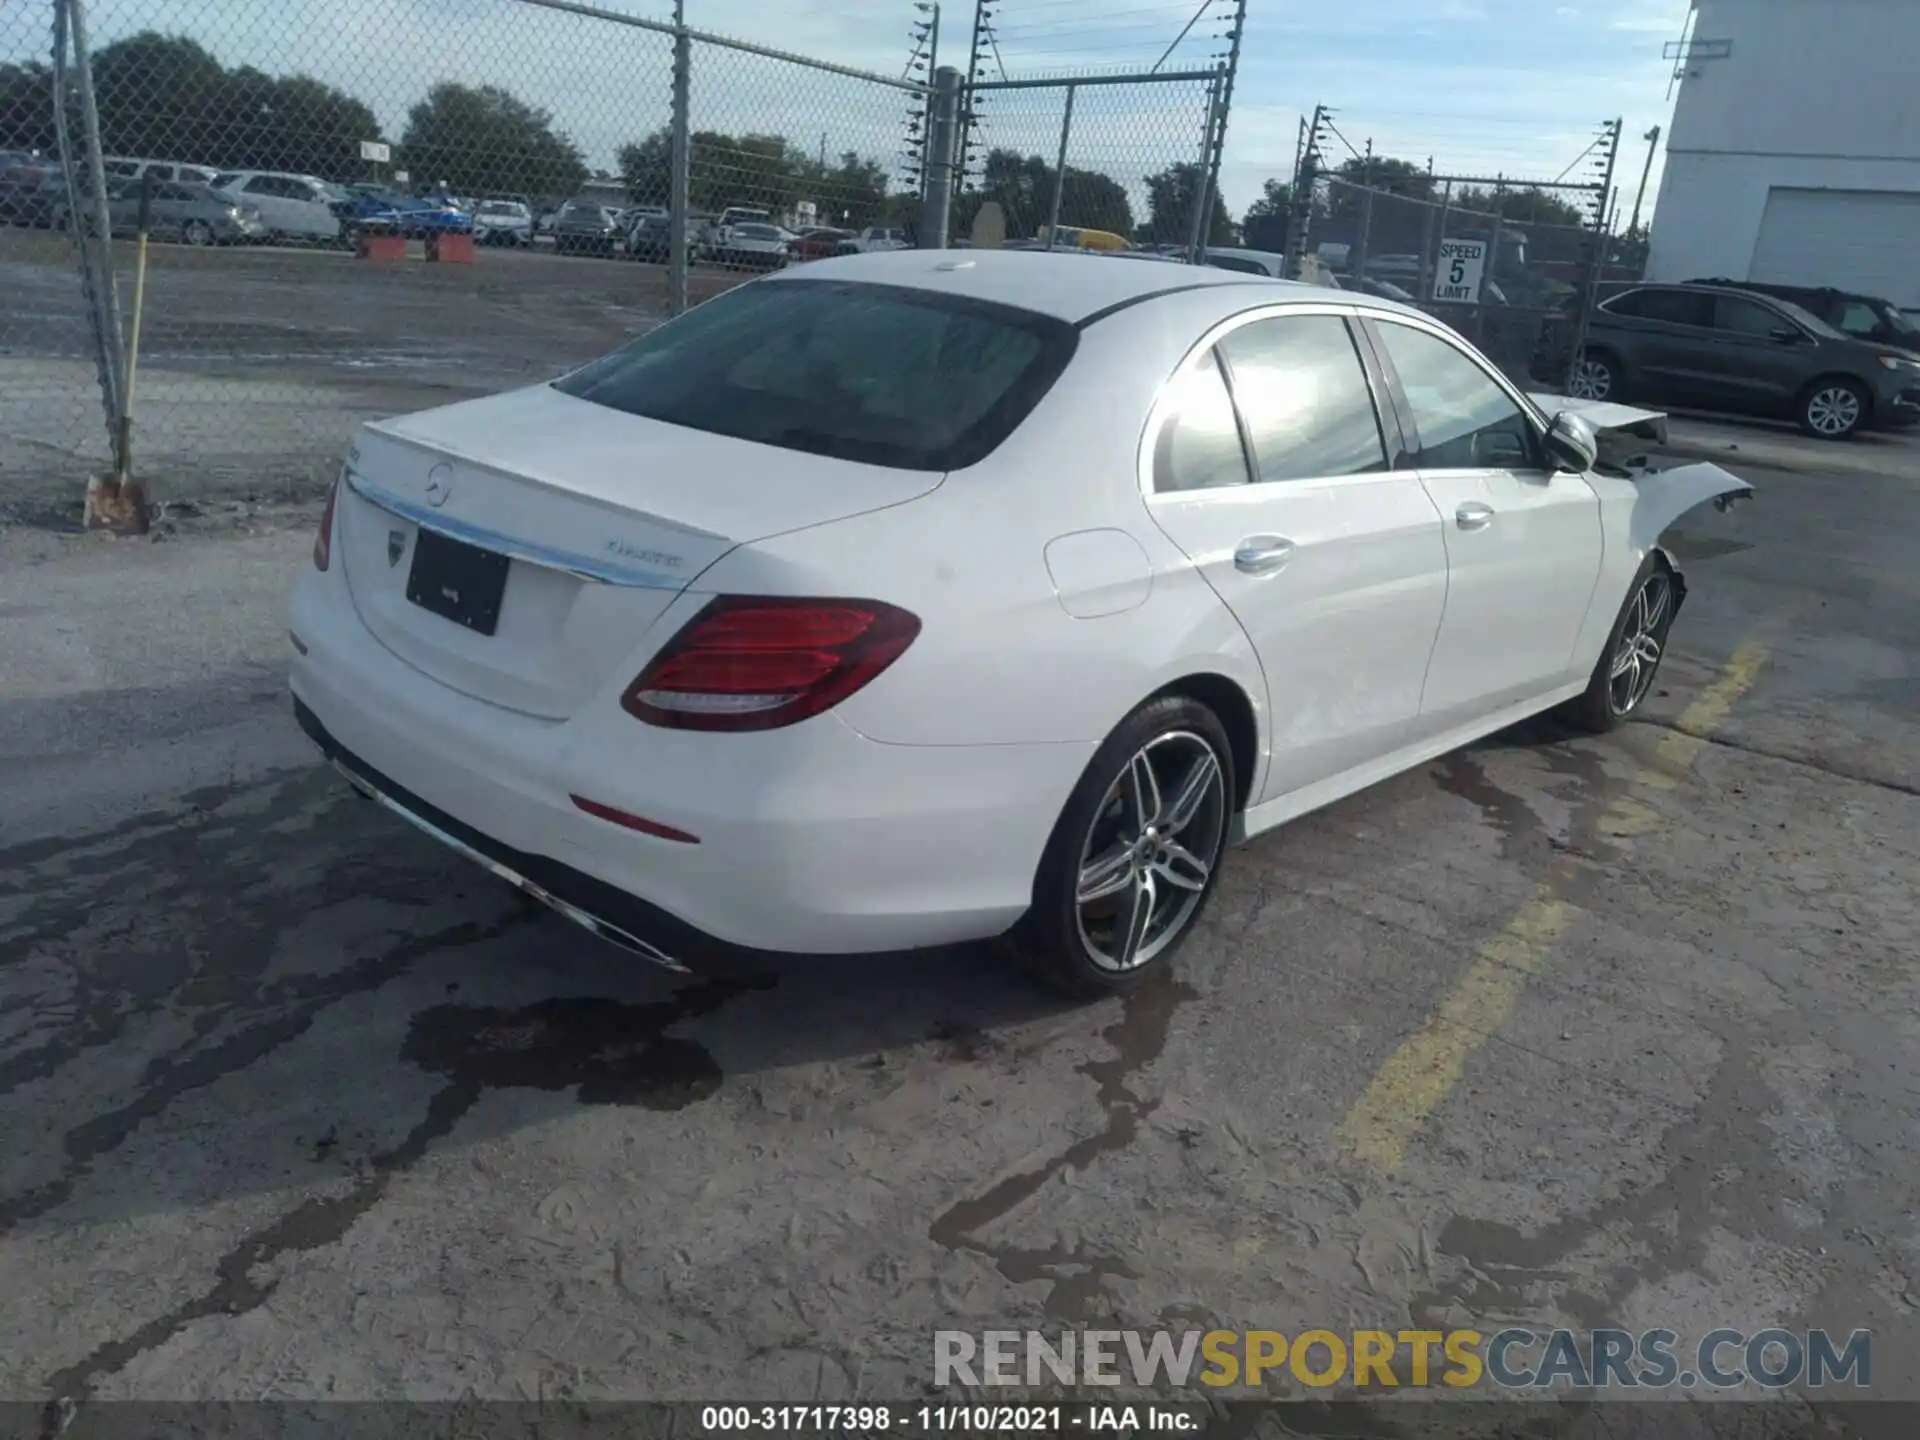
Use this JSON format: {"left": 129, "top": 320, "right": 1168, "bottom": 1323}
{"left": 1749, "top": 188, "right": 1920, "bottom": 309}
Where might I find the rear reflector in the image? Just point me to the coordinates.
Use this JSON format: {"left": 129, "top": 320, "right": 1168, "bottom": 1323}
{"left": 314, "top": 476, "right": 339, "bottom": 571}
{"left": 621, "top": 596, "right": 921, "bottom": 732}
{"left": 570, "top": 794, "right": 700, "bottom": 844}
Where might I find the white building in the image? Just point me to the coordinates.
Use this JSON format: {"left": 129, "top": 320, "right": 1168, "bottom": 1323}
{"left": 1645, "top": 0, "right": 1920, "bottom": 307}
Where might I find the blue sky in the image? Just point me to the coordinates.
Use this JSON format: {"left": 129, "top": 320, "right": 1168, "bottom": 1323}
{"left": 12, "top": 0, "right": 1691, "bottom": 221}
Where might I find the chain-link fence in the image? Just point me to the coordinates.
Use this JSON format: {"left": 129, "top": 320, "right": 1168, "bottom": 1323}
{"left": 1303, "top": 175, "right": 1610, "bottom": 386}
{"left": 0, "top": 0, "right": 950, "bottom": 523}
{"left": 949, "top": 71, "right": 1226, "bottom": 251}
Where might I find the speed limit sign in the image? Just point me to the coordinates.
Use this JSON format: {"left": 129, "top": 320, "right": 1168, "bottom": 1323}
{"left": 1432, "top": 239, "right": 1488, "bottom": 303}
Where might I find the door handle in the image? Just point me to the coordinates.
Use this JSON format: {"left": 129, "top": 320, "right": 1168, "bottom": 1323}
{"left": 1455, "top": 502, "right": 1495, "bottom": 531}
{"left": 1233, "top": 535, "right": 1295, "bottom": 574}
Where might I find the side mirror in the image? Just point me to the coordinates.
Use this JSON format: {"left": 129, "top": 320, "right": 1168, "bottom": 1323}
{"left": 1769, "top": 326, "right": 1803, "bottom": 345}
{"left": 1545, "top": 410, "right": 1600, "bottom": 472}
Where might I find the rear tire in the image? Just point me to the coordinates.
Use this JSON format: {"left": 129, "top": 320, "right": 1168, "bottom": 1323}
{"left": 1003, "top": 695, "right": 1235, "bottom": 999}
{"left": 1561, "top": 553, "right": 1679, "bottom": 734}
{"left": 1798, "top": 377, "right": 1868, "bottom": 439}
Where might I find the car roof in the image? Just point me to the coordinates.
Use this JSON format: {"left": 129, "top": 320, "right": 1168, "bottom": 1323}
{"left": 772, "top": 248, "right": 1298, "bottom": 323}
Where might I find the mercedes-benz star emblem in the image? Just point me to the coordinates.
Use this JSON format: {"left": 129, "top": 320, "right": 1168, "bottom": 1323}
{"left": 425, "top": 464, "right": 453, "bottom": 508}
{"left": 387, "top": 529, "right": 406, "bottom": 567}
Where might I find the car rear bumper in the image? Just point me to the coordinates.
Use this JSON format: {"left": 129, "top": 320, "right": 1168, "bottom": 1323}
{"left": 287, "top": 564, "right": 1082, "bottom": 962}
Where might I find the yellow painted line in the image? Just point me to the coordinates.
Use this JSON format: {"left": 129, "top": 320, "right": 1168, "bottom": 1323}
{"left": 1334, "top": 891, "right": 1569, "bottom": 1173}
{"left": 1638, "top": 639, "right": 1770, "bottom": 790}
{"left": 1335, "top": 639, "right": 1769, "bottom": 1175}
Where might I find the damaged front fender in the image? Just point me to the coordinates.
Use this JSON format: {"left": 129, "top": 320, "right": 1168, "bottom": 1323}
{"left": 1627, "top": 460, "right": 1754, "bottom": 556}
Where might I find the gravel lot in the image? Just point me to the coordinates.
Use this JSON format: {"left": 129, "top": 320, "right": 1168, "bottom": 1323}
{"left": 0, "top": 231, "right": 748, "bottom": 528}
{"left": 1, "top": 237, "right": 1917, "bottom": 1429}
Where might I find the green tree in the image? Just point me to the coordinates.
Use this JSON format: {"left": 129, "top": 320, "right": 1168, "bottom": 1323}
{"left": 1242, "top": 176, "right": 1291, "bottom": 221}
{"left": 1142, "top": 161, "right": 1231, "bottom": 246}
{"left": 954, "top": 147, "right": 1134, "bottom": 241}
{"left": 81, "top": 33, "right": 382, "bottom": 179}
{"left": 401, "top": 83, "right": 585, "bottom": 199}
{"left": 619, "top": 128, "right": 895, "bottom": 225}
{"left": 0, "top": 61, "right": 56, "bottom": 155}
{"left": 1451, "top": 183, "right": 1591, "bottom": 231}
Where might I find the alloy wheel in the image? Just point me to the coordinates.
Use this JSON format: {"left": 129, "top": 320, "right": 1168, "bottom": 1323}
{"left": 1607, "top": 570, "right": 1672, "bottom": 716}
{"left": 1805, "top": 385, "right": 1861, "bottom": 437}
{"left": 1569, "top": 355, "right": 1613, "bottom": 401}
{"left": 184, "top": 221, "right": 212, "bottom": 246}
{"left": 1073, "top": 731, "right": 1228, "bottom": 972}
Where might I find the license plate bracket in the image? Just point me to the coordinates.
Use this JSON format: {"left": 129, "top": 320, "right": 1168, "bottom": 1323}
{"left": 406, "top": 528, "right": 509, "bottom": 636}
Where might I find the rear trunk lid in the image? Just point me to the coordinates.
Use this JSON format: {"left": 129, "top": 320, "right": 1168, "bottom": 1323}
{"left": 336, "top": 383, "right": 941, "bottom": 718}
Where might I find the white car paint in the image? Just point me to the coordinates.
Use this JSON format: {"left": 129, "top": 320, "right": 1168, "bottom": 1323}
{"left": 288, "top": 250, "right": 1748, "bottom": 972}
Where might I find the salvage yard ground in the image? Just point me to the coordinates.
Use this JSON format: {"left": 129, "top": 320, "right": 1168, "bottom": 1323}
{"left": 1, "top": 233, "right": 1917, "bottom": 1427}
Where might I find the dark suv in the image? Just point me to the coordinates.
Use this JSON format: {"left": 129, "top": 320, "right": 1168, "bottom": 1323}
{"left": 1686, "top": 278, "right": 1920, "bottom": 356}
{"left": 1558, "top": 282, "right": 1920, "bottom": 439}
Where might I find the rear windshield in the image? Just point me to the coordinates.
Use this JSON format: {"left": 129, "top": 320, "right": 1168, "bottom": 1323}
{"left": 554, "top": 279, "right": 1077, "bottom": 471}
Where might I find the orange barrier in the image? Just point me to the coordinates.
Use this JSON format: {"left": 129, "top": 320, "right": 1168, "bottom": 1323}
{"left": 426, "top": 232, "right": 476, "bottom": 264}
{"left": 356, "top": 232, "right": 407, "bottom": 262}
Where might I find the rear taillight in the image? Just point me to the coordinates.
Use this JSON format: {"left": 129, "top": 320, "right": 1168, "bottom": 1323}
{"left": 313, "top": 476, "right": 339, "bottom": 570}
{"left": 621, "top": 597, "right": 920, "bottom": 732}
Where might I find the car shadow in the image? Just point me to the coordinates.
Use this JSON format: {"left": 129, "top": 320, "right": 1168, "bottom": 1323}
{"left": 0, "top": 758, "right": 1087, "bottom": 1238}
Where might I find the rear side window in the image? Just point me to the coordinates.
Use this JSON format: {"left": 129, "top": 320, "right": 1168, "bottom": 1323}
{"left": 555, "top": 279, "right": 1078, "bottom": 472}
{"left": 1605, "top": 288, "right": 1711, "bottom": 326}
{"left": 1217, "top": 314, "right": 1387, "bottom": 483}
{"left": 1153, "top": 351, "right": 1250, "bottom": 493}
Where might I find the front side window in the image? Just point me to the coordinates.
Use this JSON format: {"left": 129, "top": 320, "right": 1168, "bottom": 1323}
{"left": 1153, "top": 350, "right": 1250, "bottom": 494}
{"left": 1713, "top": 295, "right": 1788, "bottom": 337}
{"left": 1373, "top": 320, "right": 1539, "bottom": 471}
{"left": 555, "top": 279, "right": 1076, "bottom": 472}
{"left": 1217, "top": 314, "right": 1387, "bottom": 483}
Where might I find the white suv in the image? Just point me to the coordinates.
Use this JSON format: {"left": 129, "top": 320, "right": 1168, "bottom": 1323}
{"left": 210, "top": 170, "right": 341, "bottom": 242}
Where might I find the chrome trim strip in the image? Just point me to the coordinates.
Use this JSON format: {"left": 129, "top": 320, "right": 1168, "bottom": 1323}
{"left": 344, "top": 470, "right": 687, "bottom": 590}
{"left": 331, "top": 760, "right": 690, "bottom": 974}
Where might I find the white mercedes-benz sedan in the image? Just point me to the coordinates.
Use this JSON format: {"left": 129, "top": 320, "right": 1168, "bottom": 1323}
{"left": 288, "top": 250, "right": 1750, "bottom": 997}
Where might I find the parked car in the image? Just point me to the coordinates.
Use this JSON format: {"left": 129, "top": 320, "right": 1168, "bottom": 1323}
{"left": 1686, "top": 277, "right": 1920, "bottom": 356}
{"left": 104, "top": 157, "right": 218, "bottom": 187}
{"left": 0, "top": 163, "right": 65, "bottom": 228}
{"left": 394, "top": 196, "right": 473, "bottom": 237}
{"left": 551, "top": 201, "right": 623, "bottom": 256}
{"left": 1348, "top": 275, "right": 1418, "bottom": 304}
{"left": 1554, "top": 281, "right": 1920, "bottom": 438}
{"left": 710, "top": 221, "right": 790, "bottom": 269}
{"left": 333, "top": 187, "right": 406, "bottom": 235}
{"left": 1201, "top": 247, "right": 1288, "bottom": 278}
{"left": 788, "top": 226, "right": 853, "bottom": 261}
{"left": 471, "top": 199, "right": 533, "bottom": 246}
{"left": 288, "top": 251, "right": 1750, "bottom": 999}
{"left": 106, "top": 179, "right": 265, "bottom": 245}
{"left": 834, "top": 225, "right": 911, "bottom": 255}
{"left": 623, "top": 211, "right": 673, "bottom": 262}
{"left": 211, "top": 170, "right": 342, "bottom": 242}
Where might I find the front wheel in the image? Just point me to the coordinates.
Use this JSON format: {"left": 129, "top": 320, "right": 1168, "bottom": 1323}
{"left": 1004, "top": 695, "right": 1235, "bottom": 998}
{"left": 1799, "top": 378, "right": 1867, "bottom": 439}
{"left": 1568, "top": 348, "right": 1620, "bottom": 402}
{"left": 183, "top": 219, "right": 214, "bottom": 247}
{"left": 1562, "top": 555, "right": 1679, "bottom": 734}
